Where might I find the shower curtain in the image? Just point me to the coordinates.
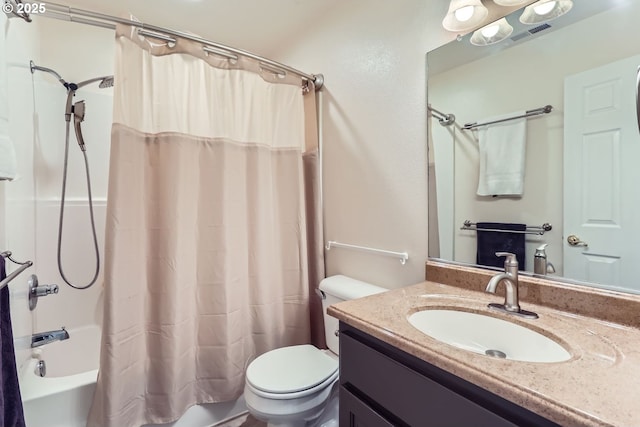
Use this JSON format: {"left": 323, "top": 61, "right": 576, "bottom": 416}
{"left": 87, "top": 24, "right": 324, "bottom": 427}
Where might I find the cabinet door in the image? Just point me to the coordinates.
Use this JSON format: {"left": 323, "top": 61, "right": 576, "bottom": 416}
{"left": 339, "top": 386, "right": 395, "bottom": 427}
{"left": 341, "top": 333, "right": 518, "bottom": 427}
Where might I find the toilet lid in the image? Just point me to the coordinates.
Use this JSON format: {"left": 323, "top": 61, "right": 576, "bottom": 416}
{"left": 246, "top": 345, "right": 338, "bottom": 394}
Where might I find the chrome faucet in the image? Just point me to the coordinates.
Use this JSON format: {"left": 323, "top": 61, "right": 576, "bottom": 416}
{"left": 31, "top": 327, "right": 70, "bottom": 348}
{"left": 485, "top": 252, "right": 538, "bottom": 319}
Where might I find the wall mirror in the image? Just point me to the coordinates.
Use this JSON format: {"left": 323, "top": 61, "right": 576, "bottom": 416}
{"left": 427, "top": 0, "right": 640, "bottom": 294}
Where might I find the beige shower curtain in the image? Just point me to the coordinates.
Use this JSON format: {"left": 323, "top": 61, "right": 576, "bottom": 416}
{"left": 87, "top": 24, "right": 324, "bottom": 427}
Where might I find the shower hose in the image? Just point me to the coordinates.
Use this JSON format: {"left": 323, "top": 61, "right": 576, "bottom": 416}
{"left": 57, "top": 118, "right": 100, "bottom": 290}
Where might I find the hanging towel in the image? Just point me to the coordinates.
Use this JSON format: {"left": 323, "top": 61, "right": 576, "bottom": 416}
{"left": 0, "top": 13, "right": 17, "bottom": 181}
{"left": 0, "top": 257, "right": 27, "bottom": 427}
{"left": 476, "top": 112, "right": 527, "bottom": 196}
{"left": 476, "top": 222, "right": 526, "bottom": 270}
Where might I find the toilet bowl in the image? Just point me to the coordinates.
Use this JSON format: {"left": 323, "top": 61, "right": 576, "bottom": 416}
{"left": 243, "top": 275, "right": 387, "bottom": 427}
{"left": 244, "top": 345, "right": 339, "bottom": 427}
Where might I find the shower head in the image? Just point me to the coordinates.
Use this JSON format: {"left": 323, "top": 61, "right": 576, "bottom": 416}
{"left": 76, "top": 75, "right": 115, "bottom": 89}
{"left": 98, "top": 76, "right": 114, "bottom": 89}
{"left": 29, "top": 61, "right": 114, "bottom": 91}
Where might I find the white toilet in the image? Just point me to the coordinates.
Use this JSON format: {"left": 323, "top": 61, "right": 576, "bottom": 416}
{"left": 243, "top": 275, "right": 387, "bottom": 427}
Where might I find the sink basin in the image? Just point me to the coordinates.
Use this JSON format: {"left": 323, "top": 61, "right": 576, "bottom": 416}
{"left": 408, "top": 309, "right": 571, "bottom": 363}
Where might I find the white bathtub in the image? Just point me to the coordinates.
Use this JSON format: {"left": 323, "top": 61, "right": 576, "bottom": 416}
{"left": 19, "top": 324, "right": 247, "bottom": 427}
{"left": 19, "top": 324, "right": 100, "bottom": 427}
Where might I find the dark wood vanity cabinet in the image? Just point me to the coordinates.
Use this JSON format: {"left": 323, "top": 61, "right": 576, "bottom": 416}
{"left": 338, "top": 322, "right": 560, "bottom": 427}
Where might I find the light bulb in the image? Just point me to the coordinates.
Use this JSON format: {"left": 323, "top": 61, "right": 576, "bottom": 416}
{"left": 471, "top": 18, "right": 513, "bottom": 46}
{"left": 520, "top": 0, "right": 572, "bottom": 25}
{"left": 481, "top": 24, "right": 500, "bottom": 38}
{"left": 534, "top": 1, "right": 556, "bottom": 15}
{"left": 443, "top": 0, "right": 489, "bottom": 32}
{"left": 454, "top": 5, "right": 475, "bottom": 22}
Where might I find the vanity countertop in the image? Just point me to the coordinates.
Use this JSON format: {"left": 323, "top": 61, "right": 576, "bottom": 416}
{"left": 328, "top": 280, "right": 640, "bottom": 427}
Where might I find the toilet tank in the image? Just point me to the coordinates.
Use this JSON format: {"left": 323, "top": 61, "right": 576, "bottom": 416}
{"left": 319, "top": 275, "right": 387, "bottom": 354}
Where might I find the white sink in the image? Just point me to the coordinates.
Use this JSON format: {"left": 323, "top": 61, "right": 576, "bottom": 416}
{"left": 408, "top": 309, "right": 571, "bottom": 363}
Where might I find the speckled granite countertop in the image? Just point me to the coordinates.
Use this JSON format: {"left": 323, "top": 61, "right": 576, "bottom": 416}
{"left": 328, "top": 280, "right": 640, "bottom": 427}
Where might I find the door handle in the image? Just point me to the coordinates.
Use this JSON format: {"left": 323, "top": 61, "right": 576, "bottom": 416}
{"left": 567, "top": 234, "right": 588, "bottom": 247}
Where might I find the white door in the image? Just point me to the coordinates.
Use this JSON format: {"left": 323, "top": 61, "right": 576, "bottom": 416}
{"left": 564, "top": 54, "right": 640, "bottom": 293}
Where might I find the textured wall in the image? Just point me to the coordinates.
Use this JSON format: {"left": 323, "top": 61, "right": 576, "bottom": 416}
{"left": 271, "top": 0, "right": 453, "bottom": 288}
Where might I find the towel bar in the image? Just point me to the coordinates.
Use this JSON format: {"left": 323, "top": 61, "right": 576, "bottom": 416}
{"left": 1, "top": 251, "right": 34, "bottom": 291}
{"left": 461, "top": 220, "right": 552, "bottom": 236}
{"left": 462, "top": 105, "right": 552, "bottom": 130}
{"left": 325, "top": 241, "right": 409, "bottom": 265}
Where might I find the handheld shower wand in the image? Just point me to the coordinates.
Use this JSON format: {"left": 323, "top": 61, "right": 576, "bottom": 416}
{"left": 72, "top": 100, "right": 87, "bottom": 151}
{"left": 31, "top": 61, "right": 112, "bottom": 290}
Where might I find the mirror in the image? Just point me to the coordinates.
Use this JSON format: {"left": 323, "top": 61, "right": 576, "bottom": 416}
{"left": 427, "top": 0, "right": 640, "bottom": 294}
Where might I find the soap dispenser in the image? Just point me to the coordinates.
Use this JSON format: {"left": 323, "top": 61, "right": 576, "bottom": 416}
{"left": 534, "top": 244, "right": 556, "bottom": 275}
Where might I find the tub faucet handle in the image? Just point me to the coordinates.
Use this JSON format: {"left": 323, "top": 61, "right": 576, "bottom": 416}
{"left": 29, "top": 274, "right": 60, "bottom": 311}
{"left": 33, "top": 284, "right": 59, "bottom": 297}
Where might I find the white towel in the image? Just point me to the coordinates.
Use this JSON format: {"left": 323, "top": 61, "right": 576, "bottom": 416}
{"left": 0, "top": 13, "right": 16, "bottom": 181}
{"left": 476, "top": 112, "right": 527, "bottom": 196}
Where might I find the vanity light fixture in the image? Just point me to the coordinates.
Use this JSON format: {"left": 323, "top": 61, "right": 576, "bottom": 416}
{"left": 519, "top": 0, "right": 573, "bottom": 25}
{"left": 442, "top": 0, "right": 489, "bottom": 32}
{"left": 470, "top": 18, "right": 514, "bottom": 46}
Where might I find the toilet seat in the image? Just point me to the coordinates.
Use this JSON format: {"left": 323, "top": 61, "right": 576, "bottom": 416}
{"left": 246, "top": 345, "right": 338, "bottom": 400}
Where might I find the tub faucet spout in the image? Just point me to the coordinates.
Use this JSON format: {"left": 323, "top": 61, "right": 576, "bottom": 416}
{"left": 31, "top": 327, "right": 70, "bottom": 348}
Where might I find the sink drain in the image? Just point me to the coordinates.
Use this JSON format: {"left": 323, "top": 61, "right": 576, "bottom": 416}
{"left": 485, "top": 349, "right": 507, "bottom": 359}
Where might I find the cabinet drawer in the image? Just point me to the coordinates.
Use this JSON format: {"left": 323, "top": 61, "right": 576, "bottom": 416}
{"left": 340, "top": 386, "right": 395, "bottom": 427}
{"left": 340, "top": 333, "right": 517, "bottom": 427}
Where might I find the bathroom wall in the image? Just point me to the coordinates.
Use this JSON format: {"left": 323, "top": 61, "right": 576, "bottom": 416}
{"left": 0, "top": 186, "right": 4, "bottom": 247}
{"left": 271, "top": 0, "right": 453, "bottom": 288}
{"left": 3, "top": 15, "right": 113, "bottom": 370}
{"left": 30, "top": 18, "right": 113, "bottom": 333}
{"left": 0, "top": 15, "right": 5, "bottom": 255}
{"left": 3, "top": 13, "right": 41, "bottom": 369}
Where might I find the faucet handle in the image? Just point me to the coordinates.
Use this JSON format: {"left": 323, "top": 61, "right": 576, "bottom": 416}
{"left": 495, "top": 252, "right": 518, "bottom": 267}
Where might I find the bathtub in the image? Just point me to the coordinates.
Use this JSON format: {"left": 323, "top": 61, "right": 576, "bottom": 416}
{"left": 20, "top": 324, "right": 100, "bottom": 427}
{"left": 19, "top": 324, "right": 248, "bottom": 427}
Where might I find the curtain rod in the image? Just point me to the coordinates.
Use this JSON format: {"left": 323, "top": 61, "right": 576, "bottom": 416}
{"left": 23, "top": 1, "right": 324, "bottom": 90}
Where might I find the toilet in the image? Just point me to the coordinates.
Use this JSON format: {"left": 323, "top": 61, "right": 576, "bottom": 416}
{"left": 243, "top": 275, "right": 387, "bottom": 427}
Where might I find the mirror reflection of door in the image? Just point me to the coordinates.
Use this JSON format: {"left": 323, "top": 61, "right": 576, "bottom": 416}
{"left": 563, "top": 54, "right": 640, "bottom": 293}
